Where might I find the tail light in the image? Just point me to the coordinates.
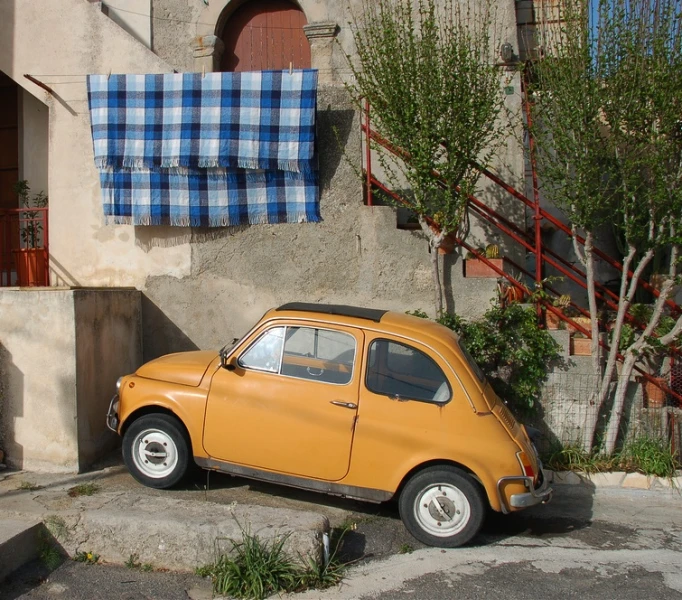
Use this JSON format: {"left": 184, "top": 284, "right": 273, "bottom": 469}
{"left": 517, "top": 451, "right": 536, "bottom": 479}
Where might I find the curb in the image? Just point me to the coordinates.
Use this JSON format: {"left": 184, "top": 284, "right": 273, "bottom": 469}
{"left": 0, "top": 488, "right": 329, "bottom": 583}
{"left": 0, "top": 519, "right": 43, "bottom": 582}
{"left": 545, "top": 469, "right": 682, "bottom": 491}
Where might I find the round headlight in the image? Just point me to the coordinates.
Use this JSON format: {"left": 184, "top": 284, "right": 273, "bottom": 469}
{"left": 116, "top": 377, "right": 123, "bottom": 392}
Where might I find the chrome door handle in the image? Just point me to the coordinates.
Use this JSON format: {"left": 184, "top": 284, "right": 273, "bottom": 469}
{"left": 330, "top": 400, "right": 358, "bottom": 409}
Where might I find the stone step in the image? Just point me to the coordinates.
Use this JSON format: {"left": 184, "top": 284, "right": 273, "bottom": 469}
{"left": 0, "top": 518, "right": 43, "bottom": 582}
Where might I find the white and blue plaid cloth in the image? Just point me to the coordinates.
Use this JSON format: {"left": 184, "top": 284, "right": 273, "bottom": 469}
{"left": 87, "top": 71, "right": 319, "bottom": 226}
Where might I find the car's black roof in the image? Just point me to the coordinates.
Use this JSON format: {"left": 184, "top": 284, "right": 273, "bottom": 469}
{"left": 276, "top": 303, "right": 388, "bottom": 323}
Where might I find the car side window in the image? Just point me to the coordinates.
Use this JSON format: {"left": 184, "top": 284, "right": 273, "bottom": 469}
{"left": 366, "top": 339, "right": 451, "bottom": 404}
{"left": 281, "top": 327, "right": 356, "bottom": 385}
{"left": 238, "top": 326, "right": 285, "bottom": 373}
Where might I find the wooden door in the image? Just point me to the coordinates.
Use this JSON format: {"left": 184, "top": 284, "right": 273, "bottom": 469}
{"left": 220, "top": 0, "right": 311, "bottom": 72}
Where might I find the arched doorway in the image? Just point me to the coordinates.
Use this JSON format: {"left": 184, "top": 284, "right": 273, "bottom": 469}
{"left": 220, "top": 0, "right": 311, "bottom": 72}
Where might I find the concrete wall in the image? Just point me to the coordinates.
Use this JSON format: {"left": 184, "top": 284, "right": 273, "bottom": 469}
{"left": 0, "top": 289, "right": 142, "bottom": 472}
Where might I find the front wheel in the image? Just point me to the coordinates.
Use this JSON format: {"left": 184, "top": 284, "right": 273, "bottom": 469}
{"left": 398, "top": 466, "right": 485, "bottom": 547}
{"left": 122, "top": 414, "right": 190, "bottom": 489}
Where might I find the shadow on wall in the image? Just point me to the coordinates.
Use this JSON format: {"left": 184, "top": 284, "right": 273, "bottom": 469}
{"left": 141, "top": 294, "right": 198, "bottom": 362}
{"left": 317, "top": 105, "right": 357, "bottom": 193}
{"left": 0, "top": 341, "right": 23, "bottom": 469}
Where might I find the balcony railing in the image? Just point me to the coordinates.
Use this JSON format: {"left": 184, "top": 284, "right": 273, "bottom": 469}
{"left": 0, "top": 207, "right": 49, "bottom": 287}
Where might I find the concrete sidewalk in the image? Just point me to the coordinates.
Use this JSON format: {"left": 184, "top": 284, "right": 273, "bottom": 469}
{"left": 0, "top": 464, "right": 329, "bottom": 581}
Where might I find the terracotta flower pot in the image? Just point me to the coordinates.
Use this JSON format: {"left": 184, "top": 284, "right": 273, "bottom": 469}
{"left": 464, "top": 258, "right": 504, "bottom": 278}
{"left": 643, "top": 377, "right": 667, "bottom": 409}
{"left": 12, "top": 248, "right": 48, "bottom": 286}
{"left": 570, "top": 336, "right": 592, "bottom": 356}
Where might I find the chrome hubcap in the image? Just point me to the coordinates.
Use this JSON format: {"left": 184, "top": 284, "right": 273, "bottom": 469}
{"left": 414, "top": 483, "right": 470, "bottom": 537}
{"left": 131, "top": 428, "right": 178, "bottom": 479}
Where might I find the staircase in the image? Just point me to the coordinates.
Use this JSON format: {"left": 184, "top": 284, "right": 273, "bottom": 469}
{"left": 360, "top": 99, "right": 682, "bottom": 408}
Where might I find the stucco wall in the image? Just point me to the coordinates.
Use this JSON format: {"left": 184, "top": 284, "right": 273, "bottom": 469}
{"left": 0, "top": 288, "right": 142, "bottom": 472}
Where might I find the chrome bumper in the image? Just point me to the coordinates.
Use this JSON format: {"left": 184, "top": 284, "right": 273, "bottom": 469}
{"left": 106, "top": 394, "right": 120, "bottom": 433}
{"left": 497, "top": 469, "right": 553, "bottom": 514}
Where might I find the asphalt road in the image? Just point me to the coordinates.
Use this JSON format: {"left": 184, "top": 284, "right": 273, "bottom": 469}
{"left": 2, "top": 475, "right": 681, "bottom": 600}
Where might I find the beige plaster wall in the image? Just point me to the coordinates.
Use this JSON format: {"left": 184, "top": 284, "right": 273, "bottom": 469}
{"left": 0, "top": 290, "right": 78, "bottom": 472}
{"left": 0, "top": 289, "right": 142, "bottom": 472}
{"left": 103, "top": 0, "right": 152, "bottom": 49}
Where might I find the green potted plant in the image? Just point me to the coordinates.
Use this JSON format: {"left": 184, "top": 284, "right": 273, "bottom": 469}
{"left": 546, "top": 294, "right": 571, "bottom": 329}
{"left": 12, "top": 180, "right": 48, "bottom": 286}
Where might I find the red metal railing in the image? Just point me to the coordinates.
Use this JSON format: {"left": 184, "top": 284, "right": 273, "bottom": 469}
{"left": 361, "top": 101, "right": 682, "bottom": 406}
{"left": 0, "top": 207, "right": 49, "bottom": 287}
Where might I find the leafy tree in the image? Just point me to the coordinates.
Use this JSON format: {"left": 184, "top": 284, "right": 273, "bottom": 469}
{"left": 530, "top": 0, "right": 682, "bottom": 453}
{"left": 347, "top": 0, "right": 511, "bottom": 314}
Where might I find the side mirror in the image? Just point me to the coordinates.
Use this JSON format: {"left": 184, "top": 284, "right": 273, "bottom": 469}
{"left": 224, "top": 356, "right": 237, "bottom": 371}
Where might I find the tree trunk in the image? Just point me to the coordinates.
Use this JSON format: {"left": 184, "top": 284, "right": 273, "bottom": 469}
{"left": 603, "top": 352, "right": 636, "bottom": 455}
{"left": 419, "top": 216, "right": 445, "bottom": 315}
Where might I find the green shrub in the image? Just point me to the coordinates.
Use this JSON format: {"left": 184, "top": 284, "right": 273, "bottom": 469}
{"left": 619, "top": 436, "right": 680, "bottom": 478}
{"left": 545, "top": 437, "right": 680, "bottom": 478}
{"left": 411, "top": 302, "right": 562, "bottom": 414}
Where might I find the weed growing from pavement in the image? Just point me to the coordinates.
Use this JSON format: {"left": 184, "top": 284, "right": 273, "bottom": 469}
{"left": 17, "top": 480, "right": 42, "bottom": 491}
{"left": 39, "top": 543, "right": 63, "bottom": 570}
{"left": 44, "top": 515, "right": 69, "bottom": 541}
{"left": 126, "top": 553, "right": 155, "bottom": 572}
{"left": 37, "top": 528, "right": 65, "bottom": 571}
{"left": 67, "top": 482, "right": 100, "bottom": 497}
{"left": 399, "top": 543, "right": 414, "bottom": 554}
{"left": 197, "top": 524, "right": 349, "bottom": 599}
{"left": 74, "top": 551, "right": 99, "bottom": 564}
{"left": 125, "top": 553, "right": 141, "bottom": 569}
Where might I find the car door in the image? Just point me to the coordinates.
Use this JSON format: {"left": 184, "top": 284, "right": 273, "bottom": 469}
{"left": 203, "top": 322, "right": 362, "bottom": 481}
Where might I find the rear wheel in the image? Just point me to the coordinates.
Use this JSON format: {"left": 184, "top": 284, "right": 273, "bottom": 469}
{"left": 122, "top": 414, "right": 190, "bottom": 489}
{"left": 398, "top": 466, "right": 485, "bottom": 547}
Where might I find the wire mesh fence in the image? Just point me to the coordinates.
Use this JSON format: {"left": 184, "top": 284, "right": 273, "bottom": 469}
{"left": 532, "top": 372, "right": 681, "bottom": 459}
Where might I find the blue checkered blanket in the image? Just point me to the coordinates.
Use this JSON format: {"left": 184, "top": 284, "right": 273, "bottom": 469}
{"left": 86, "top": 71, "right": 319, "bottom": 227}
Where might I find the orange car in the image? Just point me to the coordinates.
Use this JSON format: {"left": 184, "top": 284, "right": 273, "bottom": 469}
{"left": 107, "top": 303, "right": 551, "bottom": 547}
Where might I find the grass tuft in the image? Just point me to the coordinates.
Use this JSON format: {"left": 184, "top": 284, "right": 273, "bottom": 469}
{"left": 17, "top": 480, "right": 42, "bottom": 491}
{"left": 545, "top": 436, "right": 681, "bottom": 479}
{"left": 67, "top": 482, "right": 100, "bottom": 497}
{"left": 44, "top": 515, "right": 69, "bottom": 541}
{"left": 198, "top": 525, "right": 348, "bottom": 600}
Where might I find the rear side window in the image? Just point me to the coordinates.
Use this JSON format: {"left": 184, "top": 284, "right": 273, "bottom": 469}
{"left": 366, "top": 339, "right": 451, "bottom": 404}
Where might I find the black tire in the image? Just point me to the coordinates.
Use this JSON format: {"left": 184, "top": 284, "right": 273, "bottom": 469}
{"left": 398, "top": 466, "right": 486, "bottom": 547}
{"left": 122, "top": 414, "right": 190, "bottom": 489}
